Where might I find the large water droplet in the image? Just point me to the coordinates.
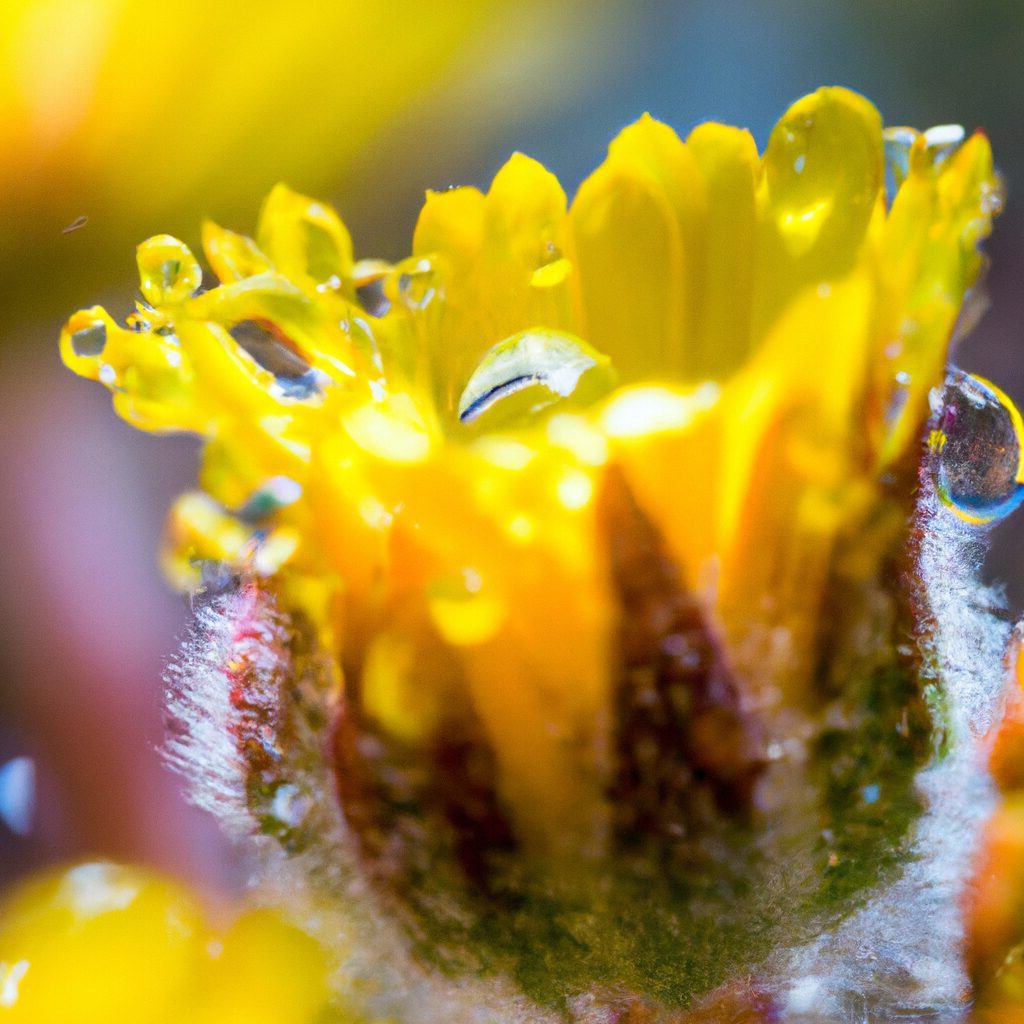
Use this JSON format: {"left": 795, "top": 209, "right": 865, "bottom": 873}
{"left": 70, "top": 322, "right": 107, "bottom": 357}
{"left": 931, "top": 371, "right": 1024, "bottom": 524}
{"left": 760, "top": 90, "right": 882, "bottom": 263}
{"left": 387, "top": 257, "right": 437, "bottom": 310}
{"left": 229, "top": 320, "right": 328, "bottom": 401}
{"left": 137, "top": 235, "right": 203, "bottom": 306}
{"left": 458, "top": 329, "right": 613, "bottom": 426}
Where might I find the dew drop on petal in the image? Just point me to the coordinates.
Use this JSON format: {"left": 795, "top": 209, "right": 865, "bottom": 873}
{"left": 355, "top": 278, "right": 390, "bottom": 317}
{"left": 387, "top": 257, "right": 437, "bottom": 310}
{"left": 531, "top": 243, "right": 572, "bottom": 288}
{"left": 352, "top": 258, "right": 392, "bottom": 317}
{"left": 69, "top": 322, "right": 107, "bottom": 358}
{"left": 931, "top": 371, "right": 1024, "bottom": 523}
{"left": 137, "top": 235, "right": 203, "bottom": 306}
{"left": 980, "top": 180, "right": 1005, "bottom": 217}
{"left": 229, "top": 320, "right": 329, "bottom": 401}
{"left": 922, "top": 123, "right": 966, "bottom": 165}
{"left": 530, "top": 256, "right": 571, "bottom": 288}
{"left": 883, "top": 126, "right": 918, "bottom": 205}
{"left": 458, "top": 329, "right": 612, "bottom": 426}
{"left": 761, "top": 90, "right": 883, "bottom": 261}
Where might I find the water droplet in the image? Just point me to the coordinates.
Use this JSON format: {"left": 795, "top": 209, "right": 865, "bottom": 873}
{"left": 70, "top": 322, "right": 106, "bottom": 357}
{"left": 137, "top": 235, "right": 202, "bottom": 305}
{"left": 530, "top": 256, "right": 572, "bottom": 288}
{"left": 229, "top": 320, "right": 328, "bottom": 401}
{"left": 272, "top": 372, "right": 328, "bottom": 402}
{"left": 314, "top": 274, "right": 342, "bottom": 294}
{"left": 883, "top": 126, "right": 917, "bottom": 205}
{"left": 922, "top": 123, "right": 966, "bottom": 164}
{"left": 458, "top": 329, "right": 613, "bottom": 426}
{"left": 350, "top": 258, "right": 392, "bottom": 316}
{"left": 0, "top": 757, "right": 34, "bottom": 836}
{"left": 762, "top": 92, "right": 883, "bottom": 260}
{"left": 931, "top": 371, "right": 1024, "bottom": 523}
{"left": 356, "top": 278, "right": 390, "bottom": 317}
{"left": 387, "top": 257, "right": 436, "bottom": 310}
{"left": 980, "top": 180, "right": 1005, "bottom": 216}
{"left": 531, "top": 242, "right": 571, "bottom": 288}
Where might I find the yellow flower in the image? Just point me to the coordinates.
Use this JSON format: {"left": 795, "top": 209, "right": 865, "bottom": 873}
{"left": 43, "top": 87, "right": 1022, "bottom": 1019}
{"left": 0, "top": 0, "right": 602, "bottom": 320}
{"left": 0, "top": 862, "right": 331, "bottom": 1024}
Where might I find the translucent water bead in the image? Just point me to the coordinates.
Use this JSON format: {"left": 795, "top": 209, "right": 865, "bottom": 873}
{"left": 931, "top": 371, "right": 1024, "bottom": 524}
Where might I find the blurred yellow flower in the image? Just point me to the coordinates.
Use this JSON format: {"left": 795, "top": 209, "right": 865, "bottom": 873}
{"left": 43, "top": 88, "right": 1021, "bottom": 1019}
{"left": 0, "top": 0, "right": 606, "bottom": 320}
{"left": 0, "top": 862, "right": 331, "bottom": 1024}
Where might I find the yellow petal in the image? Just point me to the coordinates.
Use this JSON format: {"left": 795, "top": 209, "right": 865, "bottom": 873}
{"left": 754, "top": 87, "right": 883, "bottom": 338}
{"left": 718, "top": 271, "right": 876, "bottom": 694}
{"left": 60, "top": 305, "right": 205, "bottom": 434}
{"left": 606, "top": 115, "right": 708, "bottom": 369}
{"left": 569, "top": 156, "right": 684, "bottom": 381}
{"left": 192, "top": 909, "right": 331, "bottom": 1024}
{"left": 256, "top": 183, "right": 354, "bottom": 292}
{"left": 601, "top": 383, "right": 721, "bottom": 590}
{"left": 202, "top": 220, "right": 272, "bottom": 284}
{"left": 686, "top": 122, "right": 759, "bottom": 377}
{"left": 873, "top": 130, "right": 999, "bottom": 467}
{"left": 412, "top": 155, "right": 573, "bottom": 418}
{"left": 0, "top": 863, "right": 206, "bottom": 1024}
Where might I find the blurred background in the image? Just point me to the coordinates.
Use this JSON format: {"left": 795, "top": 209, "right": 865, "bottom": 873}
{"left": 2, "top": 0, "right": 1023, "bottom": 893}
